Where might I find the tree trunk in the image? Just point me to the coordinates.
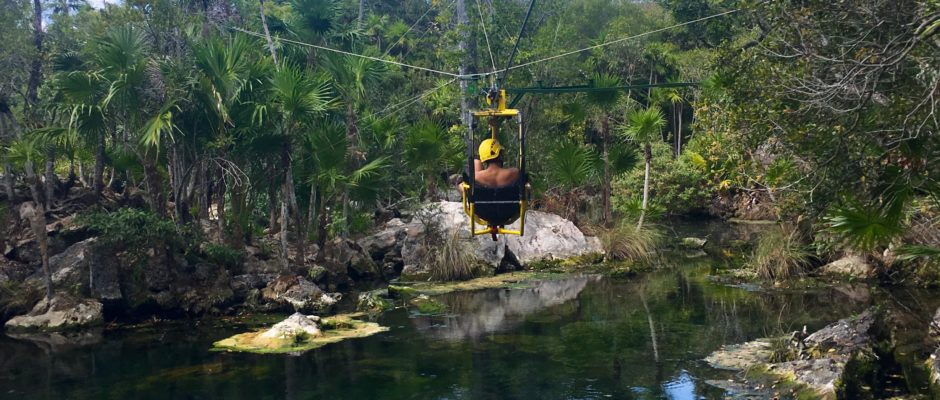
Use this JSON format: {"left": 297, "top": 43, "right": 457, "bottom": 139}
{"left": 637, "top": 143, "right": 652, "bottom": 230}
{"left": 23, "top": 163, "right": 51, "bottom": 299}
{"left": 198, "top": 162, "right": 210, "bottom": 221}
{"left": 267, "top": 185, "right": 279, "bottom": 232}
{"left": 602, "top": 114, "right": 612, "bottom": 227}
{"left": 358, "top": 0, "right": 365, "bottom": 28}
{"left": 677, "top": 104, "right": 683, "bottom": 154}
{"left": 216, "top": 172, "right": 226, "bottom": 243}
{"left": 455, "top": 0, "right": 477, "bottom": 128}
{"left": 142, "top": 154, "right": 166, "bottom": 218}
{"left": 307, "top": 183, "right": 317, "bottom": 240}
{"left": 93, "top": 134, "right": 105, "bottom": 199}
{"left": 3, "top": 156, "right": 13, "bottom": 202}
{"left": 26, "top": 0, "right": 43, "bottom": 113}
{"left": 77, "top": 159, "right": 87, "bottom": 187}
{"left": 316, "top": 198, "right": 328, "bottom": 262}
{"left": 43, "top": 145, "right": 55, "bottom": 209}
{"left": 258, "top": 0, "right": 278, "bottom": 65}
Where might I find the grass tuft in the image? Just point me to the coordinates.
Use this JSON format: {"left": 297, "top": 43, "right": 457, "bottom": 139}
{"left": 597, "top": 222, "right": 662, "bottom": 263}
{"left": 750, "top": 225, "right": 811, "bottom": 280}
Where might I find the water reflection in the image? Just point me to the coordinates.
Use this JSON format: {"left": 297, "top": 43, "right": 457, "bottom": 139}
{"left": 410, "top": 275, "right": 600, "bottom": 340}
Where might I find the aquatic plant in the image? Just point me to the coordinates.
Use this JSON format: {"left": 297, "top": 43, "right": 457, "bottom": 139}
{"left": 596, "top": 222, "right": 662, "bottom": 263}
{"left": 749, "top": 225, "right": 810, "bottom": 280}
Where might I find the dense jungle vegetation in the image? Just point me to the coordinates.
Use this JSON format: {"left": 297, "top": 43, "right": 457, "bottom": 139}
{"left": 1, "top": 0, "right": 938, "bottom": 286}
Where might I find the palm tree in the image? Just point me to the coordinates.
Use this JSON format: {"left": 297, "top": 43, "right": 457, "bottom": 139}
{"left": 545, "top": 141, "right": 599, "bottom": 223}
{"left": 622, "top": 106, "right": 665, "bottom": 229}
{"left": 267, "top": 64, "right": 333, "bottom": 267}
{"left": 305, "top": 121, "right": 388, "bottom": 255}
{"left": 321, "top": 52, "right": 384, "bottom": 236}
{"left": 403, "top": 118, "right": 459, "bottom": 200}
{"left": 585, "top": 73, "right": 622, "bottom": 226}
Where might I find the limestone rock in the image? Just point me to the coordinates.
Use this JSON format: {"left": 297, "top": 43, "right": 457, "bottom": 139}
{"left": 704, "top": 339, "right": 772, "bottom": 371}
{"left": 258, "top": 312, "right": 321, "bottom": 340}
{"left": 820, "top": 255, "right": 876, "bottom": 279}
{"left": 770, "top": 358, "right": 842, "bottom": 398}
{"left": 322, "top": 238, "right": 381, "bottom": 282}
{"left": 365, "top": 202, "right": 602, "bottom": 275}
{"left": 681, "top": 237, "right": 708, "bottom": 249}
{"left": 804, "top": 308, "right": 875, "bottom": 361}
{"left": 260, "top": 275, "right": 339, "bottom": 313}
{"left": 41, "top": 238, "right": 121, "bottom": 301}
{"left": 4, "top": 293, "right": 103, "bottom": 332}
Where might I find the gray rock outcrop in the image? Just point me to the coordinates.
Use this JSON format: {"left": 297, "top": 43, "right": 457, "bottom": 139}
{"left": 820, "top": 255, "right": 876, "bottom": 279}
{"left": 4, "top": 293, "right": 103, "bottom": 332}
{"left": 260, "top": 275, "right": 339, "bottom": 314}
{"left": 359, "top": 202, "right": 603, "bottom": 278}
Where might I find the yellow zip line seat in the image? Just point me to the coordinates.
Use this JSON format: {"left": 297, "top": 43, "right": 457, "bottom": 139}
{"left": 460, "top": 89, "right": 529, "bottom": 240}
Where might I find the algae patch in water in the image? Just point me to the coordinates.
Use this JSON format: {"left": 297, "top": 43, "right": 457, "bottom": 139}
{"left": 388, "top": 271, "right": 570, "bottom": 297}
{"left": 212, "top": 313, "right": 388, "bottom": 354}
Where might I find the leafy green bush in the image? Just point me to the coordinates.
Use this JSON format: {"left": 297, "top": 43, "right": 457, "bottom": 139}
{"left": 613, "top": 142, "right": 711, "bottom": 216}
{"left": 77, "top": 208, "right": 180, "bottom": 251}
{"left": 204, "top": 243, "right": 245, "bottom": 270}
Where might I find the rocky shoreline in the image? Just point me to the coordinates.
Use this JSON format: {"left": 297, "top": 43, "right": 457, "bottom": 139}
{"left": 1, "top": 200, "right": 603, "bottom": 333}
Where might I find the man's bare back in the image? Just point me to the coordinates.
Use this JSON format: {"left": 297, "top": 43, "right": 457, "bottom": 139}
{"left": 473, "top": 159, "right": 519, "bottom": 188}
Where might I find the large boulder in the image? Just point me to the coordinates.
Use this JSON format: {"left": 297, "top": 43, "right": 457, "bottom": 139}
{"left": 820, "top": 255, "right": 876, "bottom": 279}
{"left": 322, "top": 238, "right": 381, "bottom": 282}
{"left": 363, "top": 202, "right": 602, "bottom": 276}
{"left": 260, "top": 275, "right": 339, "bottom": 314}
{"left": 4, "top": 293, "right": 103, "bottom": 332}
{"left": 41, "top": 238, "right": 121, "bottom": 302}
{"left": 258, "top": 312, "right": 321, "bottom": 340}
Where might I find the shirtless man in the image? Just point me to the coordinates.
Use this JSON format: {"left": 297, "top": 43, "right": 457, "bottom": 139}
{"left": 463, "top": 138, "right": 520, "bottom": 190}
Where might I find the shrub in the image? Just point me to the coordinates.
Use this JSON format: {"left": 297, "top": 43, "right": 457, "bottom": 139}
{"left": 204, "top": 243, "right": 245, "bottom": 270}
{"left": 749, "top": 225, "right": 811, "bottom": 280}
{"left": 613, "top": 142, "right": 712, "bottom": 216}
{"left": 77, "top": 207, "right": 180, "bottom": 251}
{"left": 597, "top": 222, "right": 662, "bottom": 263}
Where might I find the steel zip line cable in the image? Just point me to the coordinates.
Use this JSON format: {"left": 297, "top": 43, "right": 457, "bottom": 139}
{"left": 504, "top": 8, "right": 741, "bottom": 73}
{"left": 476, "top": 0, "right": 497, "bottom": 73}
{"left": 231, "top": 6, "right": 739, "bottom": 80}
{"left": 382, "top": 0, "right": 457, "bottom": 58}
{"left": 231, "top": 27, "right": 474, "bottom": 78}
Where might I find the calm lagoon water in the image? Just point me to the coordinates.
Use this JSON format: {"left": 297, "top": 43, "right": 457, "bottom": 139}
{"left": 2, "top": 222, "right": 937, "bottom": 399}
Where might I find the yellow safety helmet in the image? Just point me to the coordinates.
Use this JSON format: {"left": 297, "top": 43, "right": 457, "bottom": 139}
{"left": 478, "top": 138, "right": 502, "bottom": 162}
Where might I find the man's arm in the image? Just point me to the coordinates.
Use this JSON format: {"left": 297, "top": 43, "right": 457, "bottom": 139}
{"left": 474, "top": 159, "right": 483, "bottom": 173}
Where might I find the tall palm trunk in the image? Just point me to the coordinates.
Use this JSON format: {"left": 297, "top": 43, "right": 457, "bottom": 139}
{"left": 602, "top": 114, "right": 612, "bottom": 227}
{"left": 637, "top": 142, "right": 651, "bottom": 230}
{"left": 258, "top": 0, "right": 278, "bottom": 65}
{"left": 44, "top": 146, "right": 56, "bottom": 209}
{"left": 280, "top": 142, "right": 305, "bottom": 267}
{"left": 216, "top": 172, "right": 226, "bottom": 243}
{"left": 26, "top": 0, "right": 43, "bottom": 112}
{"left": 142, "top": 153, "right": 166, "bottom": 218}
{"left": 24, "top": 161, "right": 51, "bottom": 300}
{"left": 93, "top": 134, "right": 105, "bottom": 199}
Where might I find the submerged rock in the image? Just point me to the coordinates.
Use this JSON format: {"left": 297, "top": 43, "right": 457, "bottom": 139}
{"left": 820, "top": 255, "right": 876, "bottom": 279}
{"left": 704, "top": 339, "right": 772, "bottom": 371}
{"left": 4, "top": 293, "right": 103, "bottom": 332}
{"left": 212, "top": 313, "right": 388, "bottom": 354}
{"left": 356, "top": 289, "right": 394, "bottom": 314}
{"left": 260, "top": 275, "right": 339, "bottom": 314}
